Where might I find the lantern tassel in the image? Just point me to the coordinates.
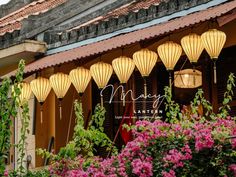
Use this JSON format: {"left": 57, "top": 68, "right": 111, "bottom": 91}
{"left": 40, "top": 103, "right": 43, "bottom": 124}
{"left": 169, "top": 71, "right": 172, "bottom": 90}
{"left": 143, "top": 77, "right": 147, "bottom": 98}
{"left": 59, "top": 98, "right": 63, "bottom": 120}
{"left": 213, "top": 60, "right": 217, "bottom": 84}
{"left": 193, "top": 64, "right": 196, "bottom": 86}
{"left": 101, "top": 94, "right": 104, "bottom": 107}
{"left": 122, "top": 83, "right": 126, "bottom": 107}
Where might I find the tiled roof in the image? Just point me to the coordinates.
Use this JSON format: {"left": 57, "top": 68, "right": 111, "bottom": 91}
{"left": 73, "top": 0, "right": 161, "bottom": 29}
{"left": 5, "top": 0, "right": 236, "bottom": 77}
{"left": 0, "top": 0, "right": 67, "bottom": 36}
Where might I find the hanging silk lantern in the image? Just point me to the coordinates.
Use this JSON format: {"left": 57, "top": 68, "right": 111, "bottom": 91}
{"left": 112, "top": 56, "right": 135, "bottom": 84}
{"left": 19, "top": 82, "right": 32, "bottom": 105}
{"left": 90, "top": 62, "right": 113, "bottom": 107}
{"left": 112, "top": 56, "right": 135, "bottom": 107}
{"left": 174, "top": 69, "right": 202, "bottom": 88}
{"left": 133, "top": 49, "right": 157, "bottom": 97}
{"left": 181, "top": 33, "right": 204, "bottom": 64}
{"left": 201, "top": 29, "right": 226, "bottom": 84}
{"left": 49, "top": 73, "right": 71, "bottom": 120}
{"left": 69, "top": 67, "right": 91, "bottom": 96}
{"left": 157, "top": 41, "right": 182, "bottom": 88}
{"left": 30, "top": 77, "right": 51, "bottom": 124}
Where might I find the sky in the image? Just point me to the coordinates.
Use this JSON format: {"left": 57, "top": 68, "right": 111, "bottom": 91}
{"left": 0, "top": 0, "right": 10, "bottom": 5}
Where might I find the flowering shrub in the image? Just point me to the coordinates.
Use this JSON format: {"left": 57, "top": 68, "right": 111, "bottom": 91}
{"left": 23, "top": 73, "right": 235, "bottom": 177}
{"left": 40, "top": 117, "right": 236, "bottom": 177}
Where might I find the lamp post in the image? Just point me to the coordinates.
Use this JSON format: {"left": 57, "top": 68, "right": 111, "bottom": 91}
{"left": 201, "top": 29, "right": 226, "bottom": 84}
{"left": 30, "top": 77, "right": 51, "bottom": 124}
{"left": 49, "top": 73, "right": 71, "bottom": 120}
{"left": 90, "top": 62, "right": 113, "bottom": 107}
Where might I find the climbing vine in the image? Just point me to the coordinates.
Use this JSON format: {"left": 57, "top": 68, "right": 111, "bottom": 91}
{"left": 17, "top": 102, "right": 30, "bottom": 176}
{"left": 0, "top": 60, "right": 24, "bottom": 175}
{"left": 218, "top": 73, "right": 236, "bottom": 118}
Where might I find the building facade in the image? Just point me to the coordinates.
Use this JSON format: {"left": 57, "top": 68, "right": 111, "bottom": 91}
{"left": 1, "top": 0, "right": 236, "bottom": 170}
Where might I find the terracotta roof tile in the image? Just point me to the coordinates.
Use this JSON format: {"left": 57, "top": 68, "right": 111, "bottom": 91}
{"left": 6, "top": 0, "right": 236, "bottom": 77}
{"left": 0, "top": 0, "right": 67, "bottom": 36}
{"left": 74, "top": 0, "right": 161, "bottom": 29}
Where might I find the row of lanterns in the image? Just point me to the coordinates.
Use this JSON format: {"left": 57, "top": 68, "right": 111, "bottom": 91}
{"left": 19, "top": 29, "right": 226, "bottom": 123}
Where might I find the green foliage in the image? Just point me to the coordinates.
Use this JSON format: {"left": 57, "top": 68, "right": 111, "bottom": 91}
{"left": 0, "top": 60, "right": 25, "bottom": 175}
{"left": 38, "top": 100, "right": 116, "bottom": 162}
{"left": 16, "top": 102, "right": 31, "bottom": 176}
{"left": 218, "top": 73, "right": 236, "bottom": 118}
{"left": 190, "top": 89, "right": 215, "bottom": 121}
{"left": 164, "top": 87, "right": 182, "bottom": 123}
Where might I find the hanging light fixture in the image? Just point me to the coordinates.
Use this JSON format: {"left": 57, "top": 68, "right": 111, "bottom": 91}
{"left": 174, "top": 69, "right": 202, "bottom": 88}
{"left": 19, "top": 82, "right": 32, "bottom": 106}
{"left": 90, "top": 62, "right": 113, "bottom": 107}
{"left": 157, "top": 41, "right": 182, "bottom": 88}
{"left": 112, "top": 56, "right": 135, "bottom": 106}
{"left": 133, "top": 48, "right": 157, "bottom": 97}
{"left": 201, "top": 29, "right": 226, "bottom": 84}
{"left": 181, "top": 33, "right": 204, "bottom": 65}
{"left": 49, "top": 73, "right": 71, "bottom": 120}
{"left": 69, "top": 67, "right": 91, "bottom": 97}
{"left": 30, "top": 77, "right": 51, "bottom": 124}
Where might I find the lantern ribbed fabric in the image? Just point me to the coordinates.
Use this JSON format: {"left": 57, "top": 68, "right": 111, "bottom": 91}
{"left": 30, "top": 77, "right": 51, "bottom": 103}
{"left": 157, "top": 41, "right": 182, "bottom": 70}
{"left": 69, "top": 67, "right": 91, "bottom": 94}
{"left": 90, "top": 62, "right": 113, "bottom": 89}
{"left": 133, "top": 48, "right": 158, "bottom": 77}
{"left": 201, "top": 29, "right": 226, "bottom": 59}
{"left": 49, "top": 73, "right": 71, "bottom": 99}
{"left": 19, "top": 82, "right": 32, "bottom": 105}
{"left": 174, "top": 69, "right": 202, "bottom": 88}
{"left": 181, "top": 33, "right": 204, "bottom": 63}
{"left": 112, "top": 56, "right": 135, "bottom": 83}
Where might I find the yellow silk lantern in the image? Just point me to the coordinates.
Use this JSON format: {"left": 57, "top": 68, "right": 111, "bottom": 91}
{"left": 69, "top": 67, "right": 91, "bottom": 96}
{"left": 30, "top": 77, "right": 51, "bottom": 123}
{"left": 49, "top": 73, "right": 71, "bottom": 120}
{"left": 133, "top": 49, "right": 157, "bottom": 97}
{"left": 174, "top": 69, "right": 202, "bottom": 88}
{"left": 181, "top": 33, "right": 204, "bottom": 64}
{"left": 19, "top": 82, "right": 32, "bottom": 105}
{"left": 133, "top": 49, "right": 157, "bottom": 77}
{"left": 157, "top": 41, "right": 182, "bottom": 88}
{"left": 112, "top": 56, "right": 135, "bottom": 106}
{"left": 201, "top": 29, "right": 226, "bottom": 84}
{"left": 112, "top": 56, "right": 135, "bottom": 84}
{"left": 90, "top": 62, "right": 113, "bottom": 106}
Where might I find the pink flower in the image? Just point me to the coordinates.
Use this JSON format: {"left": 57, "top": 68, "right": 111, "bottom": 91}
{"left": 131, "top": 158, "right": 153, "bottom": 177}
{"left": 162, "top": 169, "right": 176, "bottom": 177}
{"left": 4, "top": 170, "right": 8, "bottom": 177}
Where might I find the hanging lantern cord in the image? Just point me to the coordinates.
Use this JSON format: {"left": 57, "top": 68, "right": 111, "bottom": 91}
{"left": 213, "top": 59, "right": 217, "bottom": 84}
{"left": 59, "top": 98, "right": 63, "bottom": 120}
{"left": 121, "top": 83, "right": 126, "bottom": 107}
{"left": 100, "top": 89, "right": 104, "bottom": 107}
{"left": 40, "top": 102, "right": 43, "bottom": 124}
